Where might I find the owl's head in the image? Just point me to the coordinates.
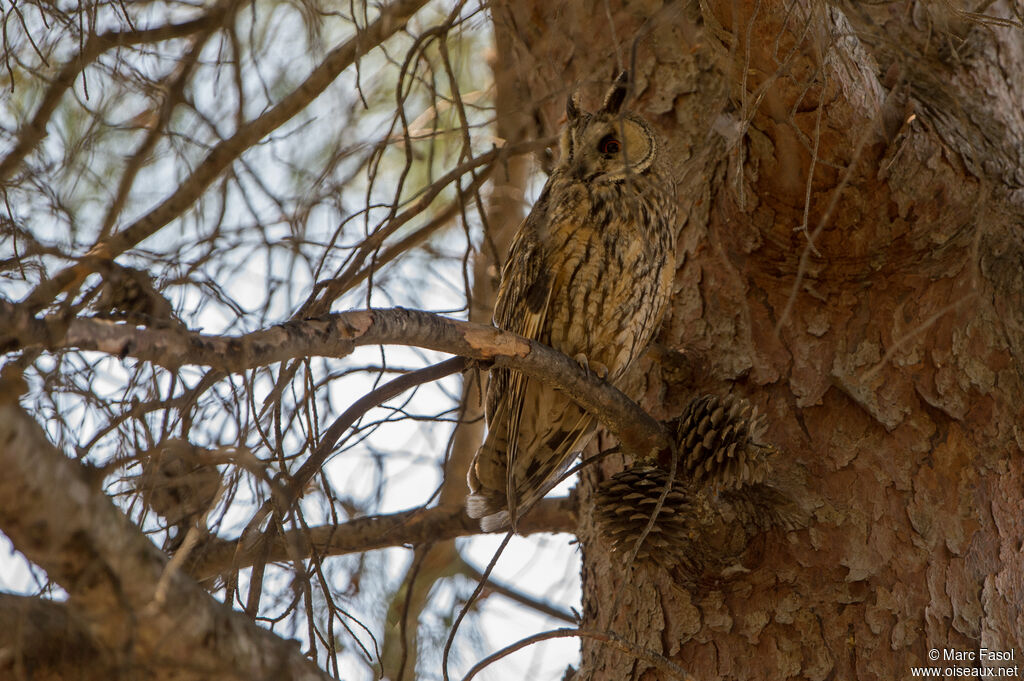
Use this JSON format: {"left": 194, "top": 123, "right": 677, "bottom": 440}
{"left": 558, "top": 71, "right": 659, "bottom": 184}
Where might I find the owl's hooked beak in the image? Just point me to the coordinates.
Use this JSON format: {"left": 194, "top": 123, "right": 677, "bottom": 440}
{"left": 568, "top": 151, "right": 597, "bottom": 182}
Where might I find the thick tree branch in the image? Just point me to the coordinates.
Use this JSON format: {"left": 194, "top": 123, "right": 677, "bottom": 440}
{"left": 0, "top": 403, "right": 334, "bottom": 681}
{"left": 0, "top": 593, "right": 109, "bottom": 681}
{"left": 0, "top": 305, "right": 670, "bottom": 458}
{"left": 188, "top": 496, "right": 575, "bottom": 580}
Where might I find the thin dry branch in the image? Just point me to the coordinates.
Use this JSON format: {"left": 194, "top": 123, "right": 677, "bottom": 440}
{"left": 96, "top": 14, "right": 233, "bottom": 241}
{"left": 0, "top": 402, "right": 334, "bottom": 681}
{"left": 22, "top": 0, "right": 432, "bottom": 312}
{"left": 0, "top": 5, "right": 237, "bottom": 183}
{"left": 459, "top": 627, "right": 695, "bottom": 681}
{"left": 301, "top": 136, "right": 552, "bottom": 312}
{"left": 188, "top": 496, "right": 575, "bottom": 579}
{"left": 232, "top": 357, "right": 470, "bottom": 614}
{"left": 458, "top": 557, "right": 577, "bottom": 623}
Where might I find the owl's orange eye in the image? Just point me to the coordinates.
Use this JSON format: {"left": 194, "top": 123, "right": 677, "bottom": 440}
{"left": 599, "top": 136, "right": 621, "bottom": 154}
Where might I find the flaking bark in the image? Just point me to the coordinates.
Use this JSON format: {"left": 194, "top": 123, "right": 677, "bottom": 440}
{"left": 493, "top": 1, "right": 1024, "bottom": 679}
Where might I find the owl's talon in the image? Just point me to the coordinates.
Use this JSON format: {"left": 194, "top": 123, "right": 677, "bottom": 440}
{"left": 574, "top": 353, "right": 609, "bottom": 380}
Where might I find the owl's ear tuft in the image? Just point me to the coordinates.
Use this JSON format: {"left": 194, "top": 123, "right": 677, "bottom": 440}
{"left": 566, "top": 91, "right": 582, "bottom": 121}
{"left": 600, "top": 71, "right": 630, "bottom": 115}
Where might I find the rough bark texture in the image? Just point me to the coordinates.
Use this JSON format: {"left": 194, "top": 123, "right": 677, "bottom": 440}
{"left": 0, "top": 594, "right": 109, "bottom": 681}
{"left": 494, "top": 1, "right": 1024, "bottom": 679}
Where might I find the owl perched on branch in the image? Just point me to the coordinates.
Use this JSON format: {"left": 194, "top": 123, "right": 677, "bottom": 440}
{"left": 467, "top": 72, "right": 678, "bottom": 531}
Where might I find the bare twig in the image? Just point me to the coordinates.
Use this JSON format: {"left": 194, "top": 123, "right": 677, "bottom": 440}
{"left": 96, "top": 17, "right": 231, "bottom": 241}
{"left": 0, "top": 7, "right": 236, "bottom": 183}
{"left": 230, "top": 357, "right": 469, "bottom": 594}
{"left": 298, "top": 137, "right": 550, "bottom": 315}
{"left": 460, "top": 627, "right": 695, "bottom": 681}
{"left": 458, "top": 558, "right": 577, "bottom": 624}
{"left": 21, "top": 0, "right": 432, "bottom": 312}
{"left": 189, "top": 496, "right": 575, "bottom": 579}
{"left": 443, "top": 528, "right": 514, "bottom": 681}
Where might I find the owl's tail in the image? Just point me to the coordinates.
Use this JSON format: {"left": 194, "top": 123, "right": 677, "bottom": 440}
{"left": 466, "top": 410, "right": 513, "bottom": 531}
{"left": 466, "top": 502, "right": 511, "bottom": 533}
{"left": 466, "top": 395, "right": 595, "bottom": 531}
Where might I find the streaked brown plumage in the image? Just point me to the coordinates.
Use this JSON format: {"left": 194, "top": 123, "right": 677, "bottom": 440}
{"left": 467, "top": 73, "right": 677, "bottom": 531}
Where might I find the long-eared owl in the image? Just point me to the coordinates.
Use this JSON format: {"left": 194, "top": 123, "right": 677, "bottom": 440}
{"left": 467, "top": 72, "right": 677, "bottom": 531}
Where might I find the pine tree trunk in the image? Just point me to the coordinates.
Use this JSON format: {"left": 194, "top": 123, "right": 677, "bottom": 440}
{"left": 493, "top": 1, "right": 1024, "bottom": 678}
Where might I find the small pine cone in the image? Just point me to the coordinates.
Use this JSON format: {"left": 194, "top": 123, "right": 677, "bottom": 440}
{"left": 93, "top": 264, "right": 173, "bottom": 322}
{"left": 593, "top": 465, "right": 702, "bottom": 574}
{"left": 673, "top": 394, "right": 773, "bottom": 491}
{"left": 135, "top": 439, "right": 221, "bottom": 527}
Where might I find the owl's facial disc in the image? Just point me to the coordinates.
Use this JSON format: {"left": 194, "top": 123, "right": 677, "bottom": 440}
{"left": 614, "top": 119, "right": 653, "bottom": 169}
{"left": 570, "top": 115, "right": 654, "bottom": 182}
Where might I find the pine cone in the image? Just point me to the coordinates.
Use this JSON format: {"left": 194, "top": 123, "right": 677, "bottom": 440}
{"left": 93, "top": 263, "right": 173, "bottom": 322}
{"left": 593, "top": 465, "right": 703, "bottom": 574}
{"left": 135, "top": 439, "right": 221, "bottom": 548}
{"left": 594, "top": 396, "right": 802, "bottom": 583}
{"left": 673, "top": 394, "right": 773, "bottom": 491}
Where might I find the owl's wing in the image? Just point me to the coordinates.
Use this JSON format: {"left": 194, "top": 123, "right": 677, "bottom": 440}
{"left": 489, "top": 189, "right": 553, "bottom": 410}
{"left": 489, "top": 193, "right": 554, "bottom": 523}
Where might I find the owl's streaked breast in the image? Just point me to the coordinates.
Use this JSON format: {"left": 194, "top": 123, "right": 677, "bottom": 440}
{"left": 539, "top": 172, "right": 675, "bottom": 378}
